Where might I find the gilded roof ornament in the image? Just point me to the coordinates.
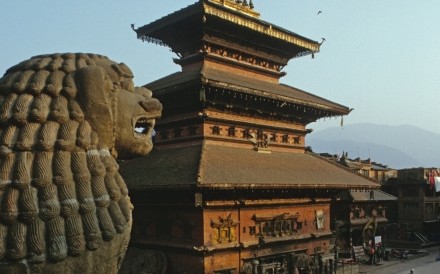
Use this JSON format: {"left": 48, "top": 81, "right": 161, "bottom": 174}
{"left": 208, "top": 0, "right": 260, "bottom": 18}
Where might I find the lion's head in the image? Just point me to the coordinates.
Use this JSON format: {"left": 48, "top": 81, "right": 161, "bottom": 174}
{"left": 0, "top": 53, "right": 161, "bottom": 269}
{"left": 0, "top": 53, "right": 161, "bottom": 158}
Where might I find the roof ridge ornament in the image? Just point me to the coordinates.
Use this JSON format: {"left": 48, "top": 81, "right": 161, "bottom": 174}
{"left": 208, "top": 0, "right": 260, "bottom": 18}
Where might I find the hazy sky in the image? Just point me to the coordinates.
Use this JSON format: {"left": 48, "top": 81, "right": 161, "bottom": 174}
{"left": 1, "top": 1, "right": 439, "bottom": 134}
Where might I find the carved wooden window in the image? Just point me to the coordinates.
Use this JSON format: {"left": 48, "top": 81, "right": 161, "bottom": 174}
{"left": 212, "top": 126, "right": 220, "bottom": 135}
{"left": 228, "top": 126, "right": 236, "bottom": 137}
{"left": 243, "top": 129, "right": 249, "bottom": 138}
{"left": 282, "top": 134, "right": 289, "bottom": 143}
{"left": 282, "top": 219, "right": 292, "bottom": 234}
{"left": 274, "top": 219, "right": 282, "bottom": 236}
{"left": 377, "top": 205, "right": 385, "bottom": 217}
{"left": 249, "top": 226, "right": 256, "bottom": 235}
{"left": 252, "top": 213, "right": 299, "bottom": 238}
{"left": 352, "top": 206, "right": 360, "bottom": 219}
{"left": 270, "top": 133, "right": 276, "bottom": 142}
{"left": 293, "top": 136, "right": 301, "bottom": 144}
{"left": 263, "top": 222, "right": 271, "bottom": 236}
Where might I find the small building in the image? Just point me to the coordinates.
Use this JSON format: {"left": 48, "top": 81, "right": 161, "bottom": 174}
{"left": 334, "top": 153, "right": 397, "bottom": 183}
{"left": 382, "top": 168, "right": 440, "bottom": 242}
{"left": 318, "top": 154, "right": 398, "bottom": 251}
{"left": 121, "top": 1, "right": 380, "bottom": 273}
{"left": 332, "top": 189, "right": 397, "bottom": 251}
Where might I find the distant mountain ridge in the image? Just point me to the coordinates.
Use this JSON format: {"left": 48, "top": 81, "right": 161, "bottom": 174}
{"left": 306, "top": 123, "right": 440, "bottom": 169}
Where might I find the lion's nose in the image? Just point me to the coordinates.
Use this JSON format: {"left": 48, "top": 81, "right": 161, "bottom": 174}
{"left": 139, "top": 99, "right": 162, "bottom": 118}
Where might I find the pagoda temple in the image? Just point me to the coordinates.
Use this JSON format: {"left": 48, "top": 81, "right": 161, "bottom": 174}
{"left": 120, "top": 1, "right": 380, "bottom": 273}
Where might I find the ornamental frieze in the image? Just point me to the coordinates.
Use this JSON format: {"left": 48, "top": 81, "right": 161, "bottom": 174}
{"left": 203, "top": 42, "right": 283, "bottom": 72}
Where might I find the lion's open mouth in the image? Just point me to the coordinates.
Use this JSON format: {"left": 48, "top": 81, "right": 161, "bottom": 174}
{"left": 134, "top": 116, "right": 155, "bottom": 137}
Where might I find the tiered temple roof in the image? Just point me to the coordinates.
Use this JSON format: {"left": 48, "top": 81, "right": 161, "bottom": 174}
{"left": 134, "top": 0, "right": 350, "bottom": 123}
{"left": 121, "top": 143, "right": 379, "bottom": 190}
{"left": 123, "top": 0, "right": 378, "bottom": 190}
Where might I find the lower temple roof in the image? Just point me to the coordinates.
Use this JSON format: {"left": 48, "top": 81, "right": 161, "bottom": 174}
{"left": 119, "top": 142, "right": 379, "bottom": 190}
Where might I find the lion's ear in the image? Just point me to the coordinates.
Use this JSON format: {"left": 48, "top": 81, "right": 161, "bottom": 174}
{"left": 75, "top": 65, "right": 114, "bottom": 148}
{"left": 112, "top": 63, "right": 133, "bottom": 78}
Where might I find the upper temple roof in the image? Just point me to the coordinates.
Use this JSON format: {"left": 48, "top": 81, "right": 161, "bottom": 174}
{"left": 134, "top": 0, "right": 320, "bottom": 67}
{"left": 135, "top": 1, "right": 351, "bottom": 125}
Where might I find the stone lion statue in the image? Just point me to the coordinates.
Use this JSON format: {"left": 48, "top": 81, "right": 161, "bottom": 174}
{"left": 0, "top": 53, "right": 162, "bottom": 274}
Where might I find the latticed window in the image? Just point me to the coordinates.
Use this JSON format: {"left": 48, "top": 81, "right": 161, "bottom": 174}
{"left": 243, "top": 129, "right": 249, "bottom": 138}
{"left": 212, "top": 126, "right": 220, "bottom": 135}
{"left": 253, "top": 213, "right": 299, "bottom": 238}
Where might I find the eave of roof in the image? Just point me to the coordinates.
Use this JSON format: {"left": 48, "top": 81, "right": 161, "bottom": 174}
{"left": 146, "top": 66, "right": 350, "bottom": 116}
{"left": 202, "top": 1, "right": 320, "bottom": 53}
{"left": 134, "top": 0, "right": 320, "bottom": 54}
{"left": 120, "top": 142, "right": 380, "bottom": 191}
{"left": 134, "top": 2, "right": 202, "bottom": 45}
{"left": 201, "top": 66, "right": 349, "bottom": 114}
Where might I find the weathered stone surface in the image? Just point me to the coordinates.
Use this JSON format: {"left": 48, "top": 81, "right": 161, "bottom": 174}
{"left": 119, "top": 247, "right": 167, "bottom": 274}
{"left": 0, "top": 53, "right": 162, "bottom": 273}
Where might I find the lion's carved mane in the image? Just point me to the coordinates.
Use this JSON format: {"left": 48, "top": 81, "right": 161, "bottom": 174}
{"left": 0, "top": 53, "right": 161, "bottom": 266}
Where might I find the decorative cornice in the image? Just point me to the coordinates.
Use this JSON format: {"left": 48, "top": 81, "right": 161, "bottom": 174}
{"left": 202, "top": 41, "right": 285, "bottom": 75}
